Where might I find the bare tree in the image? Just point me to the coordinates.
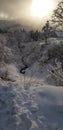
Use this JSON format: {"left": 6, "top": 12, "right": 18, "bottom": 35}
{"left": 52, "top": 0, "right": 63, "bottom": 29}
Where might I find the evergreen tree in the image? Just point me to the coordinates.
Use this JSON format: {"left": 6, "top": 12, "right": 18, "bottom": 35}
{"left": 42, "top": 21, "right": 52, "bottom": 43}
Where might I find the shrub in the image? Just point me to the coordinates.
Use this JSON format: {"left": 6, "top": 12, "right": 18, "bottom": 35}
{"left": 48, "top": 42, "right": 63, "bottom": 61}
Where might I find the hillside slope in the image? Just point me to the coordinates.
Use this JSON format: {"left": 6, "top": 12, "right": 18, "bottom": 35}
{"left": 0, "top": 25, "right": 63, "bottom": 130}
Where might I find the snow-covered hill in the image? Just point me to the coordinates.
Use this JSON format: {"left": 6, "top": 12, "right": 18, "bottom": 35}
{"left": 0, "top": 27, "right": 63, "bottom": 130}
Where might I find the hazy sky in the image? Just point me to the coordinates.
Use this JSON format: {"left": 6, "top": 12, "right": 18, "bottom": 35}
{"left": 0, "top": 0, "right": 59, "bottom": 29}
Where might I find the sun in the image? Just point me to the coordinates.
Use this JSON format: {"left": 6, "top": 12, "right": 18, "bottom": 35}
{"left": 31, "top": 0, "right": 54, "bottom": 18}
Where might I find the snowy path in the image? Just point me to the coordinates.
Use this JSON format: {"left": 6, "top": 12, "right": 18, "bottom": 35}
{"left": 0, "top": 64, "right": 63, "bottom": 130}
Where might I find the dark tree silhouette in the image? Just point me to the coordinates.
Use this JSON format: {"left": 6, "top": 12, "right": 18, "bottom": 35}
{"left": 42, "top": 21, "right": 52, "bottom": 43}
{"left": 52, "top": 0, "right": 63, "bottom": 29}
{"left": 34, "top": 30, "right": 39, "bottom": 41}
{"left": 30, "top": 30, "right": 35, "bottom": 40}
{"left": 30, "top": 30, "right": 39, "bottom": 41}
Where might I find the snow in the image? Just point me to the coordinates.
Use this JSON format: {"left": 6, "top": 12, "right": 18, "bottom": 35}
{"left": 0, "top": 35, "right": 63, "bottom": 130}
{"left": 55, "top": 30, "right": 63, "bottom": 38}
{"left": 0, "top": 61, "right": 63, "bottom": 130}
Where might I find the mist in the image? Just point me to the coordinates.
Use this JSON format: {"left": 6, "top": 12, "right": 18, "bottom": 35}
{"left": 0, "top": 0, "right": 59, "bottom": 29}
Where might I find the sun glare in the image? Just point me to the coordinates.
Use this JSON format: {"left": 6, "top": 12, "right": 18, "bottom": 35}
{"left": 31, "top": 0, "right": 54, "bottom": 18}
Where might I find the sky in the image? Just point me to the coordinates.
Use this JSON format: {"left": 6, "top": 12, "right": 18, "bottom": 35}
{"left": 0, "top": 0, "right": 60, "bottom": 29}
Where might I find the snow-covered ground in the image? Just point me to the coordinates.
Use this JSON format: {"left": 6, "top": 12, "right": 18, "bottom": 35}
{"left": 0, "top": 36, "right": 63, "bottom": 130}
{"left": 0, "top": 62, "right": 63, "bottom": 130}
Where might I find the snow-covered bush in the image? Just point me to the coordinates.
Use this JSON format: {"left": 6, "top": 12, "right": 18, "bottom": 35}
{"left": 48, "top": 41, "right": 63, "bottom": 61}
{"left": 0, "top": 46, "right": 9, "bottom": 63}
{"left": 0, "top": 62, "right": 8, "bottom": 80}
{"left": 47, "top": 61, "right": 63, "bottom": 86}
{"left": 0, "top": 45, "right": 9, "bottom": 63}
